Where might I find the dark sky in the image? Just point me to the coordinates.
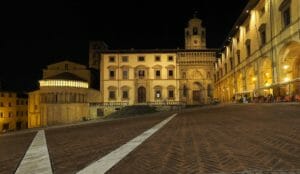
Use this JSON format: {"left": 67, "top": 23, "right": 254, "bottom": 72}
{"left": 0, "top": 0, "right": 249, "bottom": 92}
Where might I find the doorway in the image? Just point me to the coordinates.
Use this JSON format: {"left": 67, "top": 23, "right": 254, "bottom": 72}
{"left": 138, "top": 86, "right": 146, "bottom": 103}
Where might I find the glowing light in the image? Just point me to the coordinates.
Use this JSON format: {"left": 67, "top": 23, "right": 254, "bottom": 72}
{"left": 252, "top": 77, "right": 257, "bottom": 82}
{"left": 246, "top": 10, "right": 249, "bottom": 13}
{"left": 284, "top": 77, "right": 290, "bottom": 82}
{"left": 39, "top": 80, "right": 89, "bottom": 88}
{"left": 283, "top": 65, "right": 289, "bottom": 70}
{"left": 265, "top": 72, "right": 270, "bottom": 77}
{"left": 264, "top": 83, "right": 270, "bottom": 87}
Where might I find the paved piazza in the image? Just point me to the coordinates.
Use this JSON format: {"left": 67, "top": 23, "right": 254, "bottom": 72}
{"left": 0, "top": 104, "right": 300, "bottom": 174}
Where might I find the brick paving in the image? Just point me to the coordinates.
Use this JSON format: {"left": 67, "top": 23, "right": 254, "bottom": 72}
{"left": 107, "top": 104, "right": 300, "bottom": 174}
{"left": 1, "top": 104, "right": 300, "bottom": 174}
{"left": 0, "top": 132, "right": 37, "bottom": 174}
{"left": 45, "top": 112, "right": 171, "bottom": 174}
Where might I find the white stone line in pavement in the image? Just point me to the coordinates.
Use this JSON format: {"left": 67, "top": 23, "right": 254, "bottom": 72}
{"left": 15, "top": 130, "right": 53, "bottom": 174}
{"left": 77, "top": 113, "right": 177, "bottom": 174}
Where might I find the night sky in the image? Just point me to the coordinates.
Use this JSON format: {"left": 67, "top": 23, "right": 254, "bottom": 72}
{"left": 0, "top": 0, "right": 249, "bottom": 92}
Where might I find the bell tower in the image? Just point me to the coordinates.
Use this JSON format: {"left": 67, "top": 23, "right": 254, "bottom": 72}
{"left": 185, "top": 12, "right": 206, "bottom": 49}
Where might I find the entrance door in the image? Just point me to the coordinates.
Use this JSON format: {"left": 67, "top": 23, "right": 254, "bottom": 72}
{"left": 193, "top": 90, "right": 201, "bottom": 103}
{"left": 138, "top": 87, "right": 146, "bottom": 103}
{"left": 16, "top": 121, "right": 22, "bottom": 130}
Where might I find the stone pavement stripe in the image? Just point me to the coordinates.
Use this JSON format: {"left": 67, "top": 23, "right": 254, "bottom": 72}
{"left": 77, "top": 113, "right": 177, "bottom": 174}
{"left": 15, "top": 130, "right": 53, "bottom": 174}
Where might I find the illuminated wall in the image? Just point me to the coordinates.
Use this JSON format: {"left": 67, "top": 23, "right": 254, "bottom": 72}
{"left": 0, "top": 92, "right": 28, "bottom": 132}
{"left": 215, "top": 0, "right": 300, "bottom": 102}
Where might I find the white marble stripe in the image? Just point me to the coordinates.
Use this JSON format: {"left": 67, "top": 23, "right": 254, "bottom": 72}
{"left": 77, "top": 113, "right": 177, "bottom": 174}
{"left": 15, "top": 130, "right": 53, "bottom": 174}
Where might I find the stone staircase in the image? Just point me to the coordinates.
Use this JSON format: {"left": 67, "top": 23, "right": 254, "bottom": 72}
{"left": 108, "top": 105, "right": 158, "bottom": 118}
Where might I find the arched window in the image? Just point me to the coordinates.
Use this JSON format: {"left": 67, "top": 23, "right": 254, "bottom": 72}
{"left": 154, "top": 86, "right": 162, "bottom": 100}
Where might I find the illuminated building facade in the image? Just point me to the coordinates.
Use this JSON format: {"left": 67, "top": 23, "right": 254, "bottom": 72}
{"left": 215, "top": 0, "right": 300, "bottom": 102}
{"left": 0, "top": 92, "right": 28, "bottom": 132}
{"left": 97, "top": 16, "right": 216, "bottom": 109}
{"left": 28, "top": 61, "right": 101, "bottom": 128}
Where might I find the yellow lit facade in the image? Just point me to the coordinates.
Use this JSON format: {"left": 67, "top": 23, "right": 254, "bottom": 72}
{"left": 0, "top": 92, "right": 28, "bottom": 132}
{"left": 28, "top": 61, "right": 101, "bottom": 128}
{"left": 99, "top": 16, "right": 216, "bottom": 107}
{"left": 215, "top": 0, "right": 300, "bottom": 102}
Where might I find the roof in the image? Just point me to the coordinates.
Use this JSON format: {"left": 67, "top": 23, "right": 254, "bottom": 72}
{"left": 101, "top": 48, "right": 218, "bottom": 54}
{"left": 44, "top": 72, "right": 87, "bottom": 82}
{"left": 220, "top": 0, "right": 260, "bottom": 52}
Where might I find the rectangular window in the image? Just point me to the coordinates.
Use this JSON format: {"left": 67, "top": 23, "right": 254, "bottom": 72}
{"left": 0, "top": 112, "right": 3, "bottom": 118}
{"left": 168, "top": 90, "right": 174, "bottom": 99}
{"left": 230, "top": 58, "right": 233, "bottom": 70}
{"left": 9, "top": 112, "right": 13, "bottom": 117}
{"left": 246, "top": 23, "right": 250, "bottom": 33}
{"left": 0, "top": 102, "right": 3, "bottom": 107}
{"left": 109, "top": 56, "right": 115, "bottom": 62}
{"left": 182, "top": 72, "right": 186, "bottom": 79}
{"left": 246, "top": 43, "right": 251, "bottom": 57}
{"left": 260, "top": 30, "right": 266, "bottom": 45}
{"left": 138, "top": 70, "right": 145, "bottom": 79}
{"left": 122, "top": 91, "right": 128, "bottom": 99}
{"left": 155, "top": 70, "right": 161, "bottom": 79}
{"left": 282, "top": 7, "right": 291, "bottom": 28}
{"left": 122, "top": 56, "right": 128, "bottom": 62}
{"left": 109, "top": 91, "right": 116, "bottom": 100}
{"left": 109, "top": 70, "right": 115, "bottom": 79}
{"left": 138, "top": 56, "right": 145, "bottom": 62}
{"left": 65, "top": 64, "right": 69, "bottom": 70}
{"left": 155, "top": 56, "right": 161, "bottom": 62}
{"left": 16, "top": 100, "right": 19, "bottom": 105}
{"left": 168, "top": 56, "right": 174, "bottom": 61}
{"left": 237, "top": 50, "right": 241, "bottom": 64}
{"left": 8, "top": 102, "right": 12, "bottom": 107}
{"left": 168, "top": 70, "right": 174, "bottom": 78}
{"left": 122, "top": 70, "right": 128, "bottom": 80}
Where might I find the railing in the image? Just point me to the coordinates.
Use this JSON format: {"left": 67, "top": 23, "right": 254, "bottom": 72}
{"left": 146, "top": 101, "right": 186, "bottom": 106}
{"left": 90, "top": 102, "right": 129, "bottom": 107}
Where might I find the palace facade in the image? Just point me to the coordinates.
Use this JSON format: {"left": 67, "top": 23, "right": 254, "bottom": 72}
{"left": 214, "top": 0, "right": 300, "bottom": 103}
{"left": 92, "top": 16, "right": 217, "bottom": 110}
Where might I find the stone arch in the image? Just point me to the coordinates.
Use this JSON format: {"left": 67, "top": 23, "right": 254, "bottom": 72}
{"left": 278, "top": 41, "right": 300, "bottom": 82}
{"left": 277, "top": 41, "right": 300, "bottom": 96}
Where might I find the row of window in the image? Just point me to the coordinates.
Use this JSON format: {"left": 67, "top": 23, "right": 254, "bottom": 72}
{"left": 0, "top": 111, "right": 28, "bottom": 118}
{"left": 0, "top": 101, "right": 28, "bottom": 107}
{"left": 108, "top": 55, "right": 174, "bottom": 63}
{"left": 108, "top": 87, "right": 175, "bottom": 100}
{"left": 109, "top": 69, "right": 175, "bottom": 80}
{"left": 0, "top": 93, "right": 14, "bottom": 97}
{"left": 220, "top": 0, "right": 292, "bottom": 72}
{"left": 40, "top": 93, "right": 86, "bottom": 104}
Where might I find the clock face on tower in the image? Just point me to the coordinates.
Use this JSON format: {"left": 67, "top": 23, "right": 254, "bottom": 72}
{"left": 193, "top": 39, "right": 200, "bottom": 46}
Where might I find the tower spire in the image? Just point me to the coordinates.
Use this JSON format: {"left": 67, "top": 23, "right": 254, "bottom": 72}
{"left": 193, "top": 11, "right": 198, "bottom": 18}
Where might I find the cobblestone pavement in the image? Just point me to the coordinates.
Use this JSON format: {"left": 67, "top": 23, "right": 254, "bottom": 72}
{"left": 1, "top": 104, "right": 300, "bottom": 174}
{"left": 46, "top": 112, "right": 171, "bottom": 174}
{"left": 107, "top": 104, "right": 300, "bottom": 174}
{"left": 0, "top": 132, "right": 37, "bottom": 174}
